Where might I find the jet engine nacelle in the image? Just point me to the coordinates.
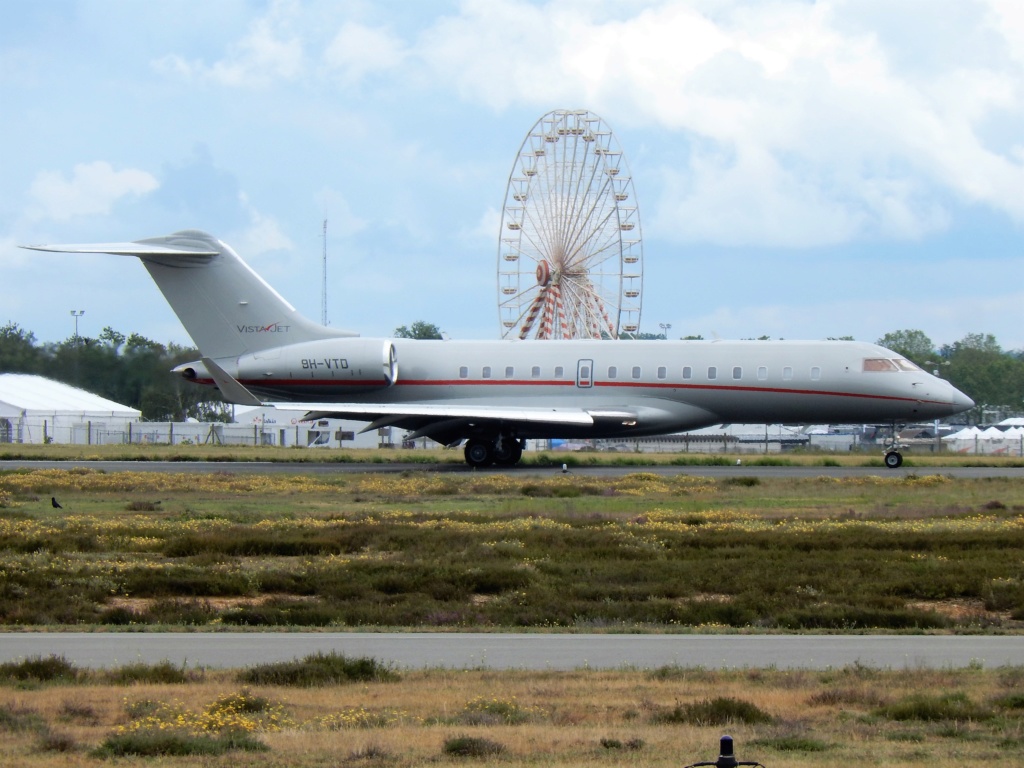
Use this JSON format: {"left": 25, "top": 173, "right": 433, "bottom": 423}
{"left": 236, "top": 338, "right": 398, "bottom": 392}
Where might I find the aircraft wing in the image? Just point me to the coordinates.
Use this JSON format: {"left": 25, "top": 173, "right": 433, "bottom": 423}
{"left": 279, "top": 402, "right": 597, "bottom": 432}
{"left": 272, "top": 400, "right": 716, "bottom": 445}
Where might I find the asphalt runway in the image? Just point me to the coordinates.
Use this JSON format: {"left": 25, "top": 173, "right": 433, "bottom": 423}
{"left": 2, "top": 459, "right": 1024, "bottom": 479}
{"left": 1, "top": 633, "right": 1023, "bottom": 670}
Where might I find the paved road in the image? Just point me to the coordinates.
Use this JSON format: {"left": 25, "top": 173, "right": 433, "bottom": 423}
{"left": 3, "top": 459, "right": 1024, "bottom": 479}
{"left": 0, "top": 633, "right": 1022, "bottom": 670}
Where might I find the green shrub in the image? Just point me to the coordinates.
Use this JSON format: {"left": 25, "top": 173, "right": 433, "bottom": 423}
{"left": 751, "top": 735, "right": 830, "bottom": 752}
{"left": 92, "top": 729, "right": 268, "bottom": 757}
{"left": 0, "top": 655, "right": 80, "bottom": 684}
{"left": 600, "top": 737, "right": 644, "bottom": 750}
{"left": 58, "top": 700, "right": 99, "bottom": 724}
{"left": 442, "top": 734, "right": 505, "bottom": 757}
{"left": 875, "top": 692, "right": 994, "bottom": 722}
{"left": 721, "top": 476, "right": 761, "bottom": 487}
{"left": 992, "top": 692, "right": 1024, "bottom": 711}
{"left": 0, "top": 703, "right": 47, "bottom": 733}
{"left": 237, "top": 652, "right": 399, "bottom": 687}
{"left": 650, "top": 697, "right": 772, "bottom": 726}
{"left": 37, "top": 730, "right": 78, "bottom": 753}
{"left": 104, "top": 660, "right": 198, "bottom": 685}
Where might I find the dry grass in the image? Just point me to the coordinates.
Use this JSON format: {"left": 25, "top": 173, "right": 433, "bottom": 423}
{"left": 2, "top": 664, "right": 1023, "bottom": 766}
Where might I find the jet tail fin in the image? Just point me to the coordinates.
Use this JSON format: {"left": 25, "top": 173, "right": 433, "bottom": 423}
{"left": 21, "top": 230, "right": 357, "bottom": 360}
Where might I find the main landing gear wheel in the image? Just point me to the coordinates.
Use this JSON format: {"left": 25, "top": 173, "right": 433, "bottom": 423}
{"left": 464, "top": 439, "right": 494, "bottom": 468}
{"left": 493, "top": 438, "right": 524, "bottom": 467}
{"left": 884, "top": 451, "right": 903, "bottom": 469}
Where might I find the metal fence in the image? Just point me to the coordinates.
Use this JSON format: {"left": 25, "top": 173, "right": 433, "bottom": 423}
{"left": 0, "top": 417, "right": 381, "bottom": 448}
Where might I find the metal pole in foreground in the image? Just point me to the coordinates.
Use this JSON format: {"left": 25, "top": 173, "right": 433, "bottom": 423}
{"left": 684, "top": 736, "right": 765, "bottom": 768}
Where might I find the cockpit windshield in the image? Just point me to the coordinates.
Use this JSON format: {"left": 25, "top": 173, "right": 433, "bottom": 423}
{"left": 893, "top": 358, "right": 922, "bottom": 372}
{"left": 863, "top": 358, "right": 922, "bottom": 372}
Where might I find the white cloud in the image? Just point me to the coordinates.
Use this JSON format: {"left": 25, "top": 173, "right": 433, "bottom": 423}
{"left": 27, "top": 162, "right": 158, "bottom": 222}
{"left": 153, "top": 0, "right": 304, "bottom": 87}
{"left": 140, "top": 0, "right": 1024, "bottom": 246}
{"left": 411, "top": 0, "right": 1024, "bottom": 246}
{"left": 323, "top": 22, "right": 408, "bottom": 85}
{"left": 462, "top": 206, "right": 502, "bottom": 245}
{"left": 314, "top": 188, "right": 369, "bottom": 240}
{"left": 233, "top": 206, "right": 294, "bottom": 259}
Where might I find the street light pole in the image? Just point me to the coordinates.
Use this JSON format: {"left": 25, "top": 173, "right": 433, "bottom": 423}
{"left": 659, "top": 323, "right": 672, "bottom": 339}
{"left": 70, "top": 310, "right": 85, "bottom": 345}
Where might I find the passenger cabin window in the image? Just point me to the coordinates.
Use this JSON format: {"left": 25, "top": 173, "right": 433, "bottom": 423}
{"left": 608, "top": 366, "right": 617, "bottom": 379}
{"left": 682, "top": 366, "right": 692, "bottom": 380}
{"left": 810, "top": 366, "right": 821, "bottom": 381}
{"left": 783, "top": 366, "right": 793, "bottom": 380}
{"left": 482, "top": 366, "right": 491, "bottom": 378}
{"left": 554, "top": 366, "right": 564, "bottom": 378}
{"left": 505, "top": 366, "right": 514, "bottom": 378}
{"left": 531, "top": 366, "right": 541, "bottom": 378}
{"left": 708, "top": 366, "right": 717, "bottom": 380}
{"left": 732, "top": 366, "right": 742, "bottom": 380}
{"left": 757, "top": 366, "right": 767, "bottom": 380}
{"left": 631, "top": 366, "right": 641, "bottom": 379}
{"left": 657, "top": 366, "right": 667, "bottom": 380}
{"left": 459, "top": 366, "right": 468, "bottom": 379}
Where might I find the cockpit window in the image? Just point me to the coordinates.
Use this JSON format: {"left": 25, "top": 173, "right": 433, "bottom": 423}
{"left": 863, "top": 358, "right": 898, "bottom": 372}
{"left": 893, "top": 358, "right": 922, "bottom": 372}
{"left": 863, "top": 358, "right": 922, "bottom": 372}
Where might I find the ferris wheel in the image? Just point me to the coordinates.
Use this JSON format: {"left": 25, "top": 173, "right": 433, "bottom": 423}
{"left": 497, "top": 109, "right": 643, "bottom": 340}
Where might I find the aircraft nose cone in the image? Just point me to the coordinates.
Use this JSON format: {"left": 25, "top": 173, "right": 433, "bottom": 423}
{"left": 951, "top": 385, "right": 974, "bottom": 414}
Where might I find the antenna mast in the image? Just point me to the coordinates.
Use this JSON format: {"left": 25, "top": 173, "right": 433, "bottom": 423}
{"left": 321, "top": 218, "right": 328, "bottom": 326}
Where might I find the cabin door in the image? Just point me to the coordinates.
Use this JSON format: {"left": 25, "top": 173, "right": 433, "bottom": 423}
{"left": 576, "top": 359, "right": 594, "bottom": 388}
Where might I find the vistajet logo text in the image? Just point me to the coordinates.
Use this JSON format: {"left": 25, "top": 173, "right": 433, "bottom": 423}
{"left": 237, "top": 322, "right": 291, "bottom": 334}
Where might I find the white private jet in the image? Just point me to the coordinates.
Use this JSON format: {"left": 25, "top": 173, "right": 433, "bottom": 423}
{"left": 22, "top": 230, "right": 974, "bottom": 468}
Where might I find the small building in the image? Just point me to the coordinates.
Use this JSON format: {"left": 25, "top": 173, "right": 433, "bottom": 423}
{"left": 231, "top": 405, "right": 385, "bottom": 449}
{"left": 0, "top": 374, "right": 141, "bottom": 444}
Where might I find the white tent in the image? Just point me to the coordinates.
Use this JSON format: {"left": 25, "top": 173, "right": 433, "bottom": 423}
{"left": 943, "top": 424, "right": 1024, "bottom": 456}
{"left": 0, "top": 374, "right": 140, "bottom": 444}
{"left": 943, "top": 427, "right": 981, "bottom": 441}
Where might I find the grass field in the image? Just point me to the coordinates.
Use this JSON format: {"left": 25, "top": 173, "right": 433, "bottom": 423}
{"left": 2, "top": 460, "right": 1024, "bottom": 765}
{"left": 1, "top": 465, "right": 1023, "bottom": 630}
{"left": 3, "top": 441, "right": 1024, "bottom": 467}
{"left": 2, "top": 656, "right": 1024, "bottom": 766}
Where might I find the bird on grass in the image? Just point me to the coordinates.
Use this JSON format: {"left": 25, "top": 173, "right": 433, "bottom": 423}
{"left": 51, "top": 497, "right": 63, "bottom": 509}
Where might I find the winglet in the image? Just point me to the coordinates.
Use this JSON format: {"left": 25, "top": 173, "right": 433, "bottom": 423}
{"left": 201, "top": 357, "right": 264, "bottom": 407}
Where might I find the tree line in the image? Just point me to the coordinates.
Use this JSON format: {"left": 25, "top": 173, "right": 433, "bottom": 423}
{"left": 2, "top": 322, "right": 1020, "bottom": 424}
{"left": 0, "top": 323, "right": 228, "bottom": 422}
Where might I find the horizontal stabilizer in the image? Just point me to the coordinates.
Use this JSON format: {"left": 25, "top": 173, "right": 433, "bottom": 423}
{"left": 202, "top": 357, "right": 264, "bottom": 407}
{"left": 21, "top": 242, "right": 218, "bottom": 258}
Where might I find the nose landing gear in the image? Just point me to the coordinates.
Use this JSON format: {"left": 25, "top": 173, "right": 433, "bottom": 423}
{"left": 884, "top": 449, "right": 903, "bottom": 469}
{"left": 882, "top": 422, "right": 905, "bottom": 469}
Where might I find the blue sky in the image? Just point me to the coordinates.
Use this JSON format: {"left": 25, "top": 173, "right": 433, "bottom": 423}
{"left": 3, "top": 0, "right": 1023, "bottom": 351}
